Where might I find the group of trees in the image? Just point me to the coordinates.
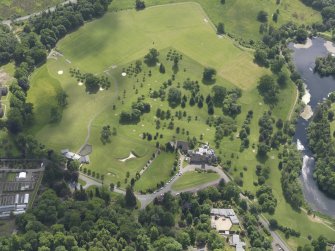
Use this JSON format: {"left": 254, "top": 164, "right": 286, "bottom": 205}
{"left": 30, "top": 0, "right": 112, "bottom": 49}
{"left": 120, "top": 100, "right": 150, "bottom": 125}
{"left": 0, "top": 172, "right": 279, "bottom": 251}
{"left": 315, "top": 54, "right": 335, "bottom": 76}
{"left": 256, "top": 185, "right": 277, "bottom": 214}
{"left": 279, "top": 146, "right": 304, "bottom": 210}
{"left": 307, "top": 101, "right": 335, "bottom": 197}
{"left": 302, "top": 0, "right": 335, "bottom": 30}
{"left": 239, "top": 110, "right": 253, "bottom": 151}
{"left": 82, "top": 73, "right": 111, "bottom": 93}
{"left": 257, "top": 75, "right": 279, "bottom": 105}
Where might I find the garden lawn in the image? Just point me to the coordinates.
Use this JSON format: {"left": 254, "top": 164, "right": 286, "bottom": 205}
{"left": 172, "top": 171, "right": 220, "bottom": 191}
{"left": 109, "top": 0, "right": 321, "bottom": 41}
{"left": 134, "top": 152, "right": 176, "bottom": 192}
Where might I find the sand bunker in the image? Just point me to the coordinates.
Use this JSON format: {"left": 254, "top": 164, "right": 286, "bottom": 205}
{"left": 99, "top": 87, "right": 104, "bottom": 91}
{"left": 57, "top": 70, "right": 64, "bottom": 75}
{"left": 78, "top": 82, "right": 83, "bottom": 86}
{"left": 119, "top": 152, "right": 136, "bottom": 162}
{"left": 121, "top": 72, "right": 127, "bottom": 77}
{"left": 204, "top": 18, "right": 208, "bottom": 23}
{"left": 293, "top": 38, "right": 312, "bottom": 49}
{"left": 324, "top": 41, "right": 335, "bottom": 54}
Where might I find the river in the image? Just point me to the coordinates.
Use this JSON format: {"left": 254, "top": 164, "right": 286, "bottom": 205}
{"left": 290, "top": 37, "right": 335, "bottom": 218}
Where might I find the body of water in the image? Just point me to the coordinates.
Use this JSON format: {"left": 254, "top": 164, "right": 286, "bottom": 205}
{"left": 290, "top": 37, "right": 335, "bottom": 218}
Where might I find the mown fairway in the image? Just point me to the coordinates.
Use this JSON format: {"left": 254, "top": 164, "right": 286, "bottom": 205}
{"left": 109, "top": 0, "right": 321, "bottom": 41}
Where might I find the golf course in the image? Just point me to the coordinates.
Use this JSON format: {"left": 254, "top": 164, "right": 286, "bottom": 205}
{"left": 25, "top": 1, "right": 335, "bottom": 248}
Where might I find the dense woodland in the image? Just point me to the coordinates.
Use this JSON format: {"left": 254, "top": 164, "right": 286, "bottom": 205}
{"left": 307, "top": 100, "right": 335, "bottom": 197}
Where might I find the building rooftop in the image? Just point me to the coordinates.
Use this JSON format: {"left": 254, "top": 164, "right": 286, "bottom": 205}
{"left": 18, "top": 172, "right": 26, "bottom": 179}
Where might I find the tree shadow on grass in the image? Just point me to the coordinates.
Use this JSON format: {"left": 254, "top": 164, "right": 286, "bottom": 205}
{"left": 256, "top": 153, "right": 269, "bottom": 164}
{"left": 202, "top": 78, "right": 216, "bottom": 85}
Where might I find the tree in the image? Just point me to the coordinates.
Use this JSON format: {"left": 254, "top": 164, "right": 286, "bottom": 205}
{"left": 277, "top": 72, "right": 288, "bottom": 87}
{"left": 50, "top": 106, "right": 62, "bottom": 123}
{"left": 135, "top": 0, "right": 146, "bottom": 10}
{"left": 258, "top": 142, "right": 270, "bottom": 156}
{"left": 254, "top": 49, "right": 269, "bottom": 67}
{"left": 125, "top": 186, "right": 137, "bottom": 208}
{"left": 312, "top": 235, "right": 327, "bottom": 251}
{"left": 159, "top": 63, "right": 165, "bottom": 73}
{"left": 270, "top": 57, "right": 285, "bottom": 73}
{"left": 100, "top": 125, "right": 112, "bottom": 144}
{"left": 56, "top": 90, "right": 68, "bottom": 108}
{"left": 167, "top": 87, "right": 182, "bottom": 108}
{"left": 258, "top": 75, "right": 278, "bottom": 104}
{"left": 84, "top": 73, "right": 100, "bottom": 93}
{"left": 211, "top": 85, "right": 227, "bottom": 106}
{"left": 7, "top": 108, "right": 23, "bottom": 133}
{"left": 296, "top": 28, "right": 308, "bottom": 44}
{"left": 202, "top": 67, "right": 216, "bottom": 83}
{"left": 217, "top": 22, "right": 225, "bottom": 35}
{"left": 144, "top": 48, "right": 159, "bottom": 66}
{"left": 273, "top": 12, "right": 278, "bottom": 22}
{"left": 257, "top": 11, "right": 268, "bottom": 22}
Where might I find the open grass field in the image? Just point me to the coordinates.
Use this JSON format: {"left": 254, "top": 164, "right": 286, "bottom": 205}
{"left": 109, "top": 0, "right": 321, "bottom": 41}
{"left": 172, "top": 171, "right": 220, "bottom": 191}
{"left": 134, "top": 152, "right": 176, "bottom": 191}
{"left": 0, "top": 0, "right": 63, "bottom": 19}
{"left": 26, "top": 2, "right": 335, "bottom": 248}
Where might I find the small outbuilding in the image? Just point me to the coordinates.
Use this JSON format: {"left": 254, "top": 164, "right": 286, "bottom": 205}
{"left": 18, "top": 172, "right": 27, "bottom": 180}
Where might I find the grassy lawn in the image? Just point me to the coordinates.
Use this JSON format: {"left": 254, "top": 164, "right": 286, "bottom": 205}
{"left": 172, "top": 171, "right": 220, "bottom": 191}
{"left": 135, "top": 152, "right": 176, "bottom": 192}
{"left": 78, "top": 178, "right": 86, "bottom": 187}
{"left": 109, "top": 0, "right": 321, "bottom": 41}
{"left": 0, "top": 219, "right": 15, "bottom": 236}
{"left": 0, "top": 0, "right": 63, "bottom": 19}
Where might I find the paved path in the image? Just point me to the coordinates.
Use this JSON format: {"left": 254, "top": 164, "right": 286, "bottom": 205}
{"left": 287, "top": 87, "right": 299, "bottom": 121}
{"left": 259, "top": 215, "right": 291, "bottom": 251}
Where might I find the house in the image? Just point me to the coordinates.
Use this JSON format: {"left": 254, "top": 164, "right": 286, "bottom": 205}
{"left": 230, "top": 234, "right": 246, "bottom": 251}
{"left": 188, "top": 144, "right": 217, "bottom": 165}
{"left": 210, "top": 208, "right": 240, "bottom": 224}
{"left": 24, "top": 194, "right": 29, "bottom": 204}
{"left": 61, "top": 149, "right": 90, "bottom": 164}
{"left": 176, "top": 141, "right": 189, "bottom": 152}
